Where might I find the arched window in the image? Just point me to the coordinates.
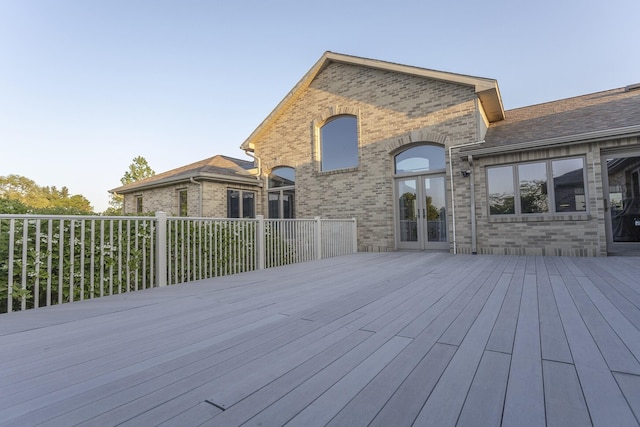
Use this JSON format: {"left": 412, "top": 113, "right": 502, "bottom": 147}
{"left": 268, "top": 166, "right": 295, "bottom": 218}
{"left": 320, "top": 115, "right": 358, "bottom": 171}
{"left": 395, "top": 145, "right": 445, "bottom": 174}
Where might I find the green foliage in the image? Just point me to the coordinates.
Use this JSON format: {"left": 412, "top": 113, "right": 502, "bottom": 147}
{"left": 0, "top": 198, "right": 29, "bottom": 214}
{"left": 167, "top": 221, "right": 294, "bottom": 282}
{"left": 0, "top": 175, "right": 93, "bottom": 214}
{"left": 1, "top": 215, "right": 296, "bottom": 314}
{"left": 0, "top": 217, "right": 154, "bottom": 313}
{"left": 122, "top": 156, "right": 155, "bottom": 184}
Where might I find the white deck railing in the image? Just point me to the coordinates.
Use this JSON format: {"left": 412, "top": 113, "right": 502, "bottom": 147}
{"left": 1, "top": 213, "right": 357, "bottom": 313}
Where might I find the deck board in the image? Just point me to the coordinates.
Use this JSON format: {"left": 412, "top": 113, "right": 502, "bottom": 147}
{"left": 550, "top": 273, "right": 639, "bottom": 426}
{"left": 502, "top": 273, "right": 545, "bottom": 427}
{"left": 543, "top": 360, "right": 592, "bottom": 427}
{"left": 1, "top": 252, "right": 639, "bottom": 426}
{"left": 457, "top": 350, "right": 511, "bottom": 427}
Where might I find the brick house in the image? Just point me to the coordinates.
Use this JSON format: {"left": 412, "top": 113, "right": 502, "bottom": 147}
{"left": 113, "top": 52, "right": 640, "bottom": 256}
{"left": 111, "top": 155, "right": 261, "bottom": 218}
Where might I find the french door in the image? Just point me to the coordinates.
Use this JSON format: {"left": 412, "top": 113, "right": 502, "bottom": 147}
{"left": 602, "top": 150, "right": 640, "bottom": 254}
{"left": 396, "top": 174, "right": 448, "bottom": 250}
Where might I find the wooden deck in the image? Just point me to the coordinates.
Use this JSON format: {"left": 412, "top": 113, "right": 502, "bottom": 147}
{"left": 1, "top": 252, "right": 640, "bottom": 426}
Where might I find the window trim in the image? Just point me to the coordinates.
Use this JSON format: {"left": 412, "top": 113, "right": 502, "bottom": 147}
{"left": 314, "top": 114, "right": 360, "bottom": 173}
{"left": 486, "top": 156, "right": 589, "bottom": 217}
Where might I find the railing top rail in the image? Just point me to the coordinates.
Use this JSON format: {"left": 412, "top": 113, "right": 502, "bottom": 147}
{"left": 264, "top": 218, "right": 316, "bottom": 222}
{"left": 166, "top": 217, "right": 259, "bottom": 222}
{"left": 0, "top": 214, "right": 156, "bottom": 221}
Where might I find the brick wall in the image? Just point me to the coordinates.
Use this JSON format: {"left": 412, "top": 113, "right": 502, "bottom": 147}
{"left": 464, "top": 136, "right": 640, "bottom": 256}
{"left": 123, "top": 180, "right": 262, "bottom": 217}
{"left": 252, "top": 62, "right": 481, "bottom": 252}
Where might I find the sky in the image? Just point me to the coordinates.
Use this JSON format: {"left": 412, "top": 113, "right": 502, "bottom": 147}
{"left": 1, "top": 0, "right": 639, "bottom": 212}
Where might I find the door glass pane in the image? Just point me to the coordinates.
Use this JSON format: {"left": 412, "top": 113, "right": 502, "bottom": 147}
{"left": 268, "top": 192, "right": 280, "bottom": 218}
{"left": 425, "top": 176, "right": 447, "bottom": 242}
{"left": 398, "top": 179, "right": 417, "bottom": 242}
{"left": 283, "top": 190, "right": 295, "bottom": 219}
{"left": 519, "top": 162, "right": 549, "bottom": 213}
{"left": 607, "top": 156, "right": 640, "bottom": 242}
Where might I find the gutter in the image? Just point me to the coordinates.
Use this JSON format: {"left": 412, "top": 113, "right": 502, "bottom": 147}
{"left": 243, "top": 149, "right": 262, "bottom": 178}
{"left": 468, "top": 155, "right": 477, "bottom": 254}
{"left": 449, "top": 141, "right": 483, "bottom": 254}
{"left": 189, "top": 177, "right": 203, "bottom": 216}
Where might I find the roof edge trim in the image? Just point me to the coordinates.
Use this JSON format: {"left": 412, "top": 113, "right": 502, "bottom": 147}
{"left": 110, "top": 173, "right": 261, "bottom": 194}
{"left": 241, "top": 51, "right": 505, "bottom": 150}
{"left": 461, "top": 125, "right": 640, "bottom": 158}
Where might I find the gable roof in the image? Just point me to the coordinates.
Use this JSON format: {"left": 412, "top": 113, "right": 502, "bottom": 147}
{"left": 110, "top": 155, "right": 258, "bottom": 194}
{"left": 464, "top": 85, "right": 640, "bottom": 157}
{"left": 240, "top": 51, "right": 504, "bottom": 151}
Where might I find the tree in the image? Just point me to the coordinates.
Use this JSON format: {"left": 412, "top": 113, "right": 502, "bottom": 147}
{"left": 0, "top": 175, "right": 93, "bottom": 214}
{"left": 106, "top": 156, "right": 155, "bottom": 215}
{"left": 0, "top": 175, "right": 49, "bottom": 208}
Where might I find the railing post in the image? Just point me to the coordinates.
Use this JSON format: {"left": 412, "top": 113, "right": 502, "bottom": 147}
{"left": 256, "top": 215, "right": 265, "bottom": 270}
{"left": 315, "top": 216, "right": 322, "bottom": 260}
{"left": 155, "top": 212, "right": 167, "bottom": 287}
{"left": 352, "top": 217, "right": 358, "bottom": 253}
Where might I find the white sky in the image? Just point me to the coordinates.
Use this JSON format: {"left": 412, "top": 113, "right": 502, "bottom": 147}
{"left": 1, "top": 0, "right": 639, "bottom": 212}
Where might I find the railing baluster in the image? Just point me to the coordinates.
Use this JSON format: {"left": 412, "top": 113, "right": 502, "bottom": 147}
{"left": 20, "top": 219, "right": 28, "bottom": 310}
{"left": 46, "top": 219, "right": 53, "bottom": 307}
{"left": 34, "top": 219, "right": 41, "bottom": 308}
{"left": 100, "top": 220, "right": 105, "bottom": 297}
{"left": 90, "top": 220, "right": 95, "bottom": 299}
{"left": 134, "top": 221, "right": 139, "bottom": 292}
{"left": 58, "top": 219, "right": 64, "bottom": 305}
{"left": 110, "top": 219, "right": 115, "bottom": 296}
{"left": 7, "top": 219, "right": 15, "bottom": 312}
{"left": 69, "top": 219, "right": 75, "bottom": 303}
{"left": 79, "top": 220, "right": 85, "bottom": 301}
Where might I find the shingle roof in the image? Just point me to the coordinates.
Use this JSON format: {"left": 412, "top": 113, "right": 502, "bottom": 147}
{"left": 110, "top": 155, "right": 256, "bottom": 194}
{"left": 480, "top": 86, "right": 640, "bottom": 150}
